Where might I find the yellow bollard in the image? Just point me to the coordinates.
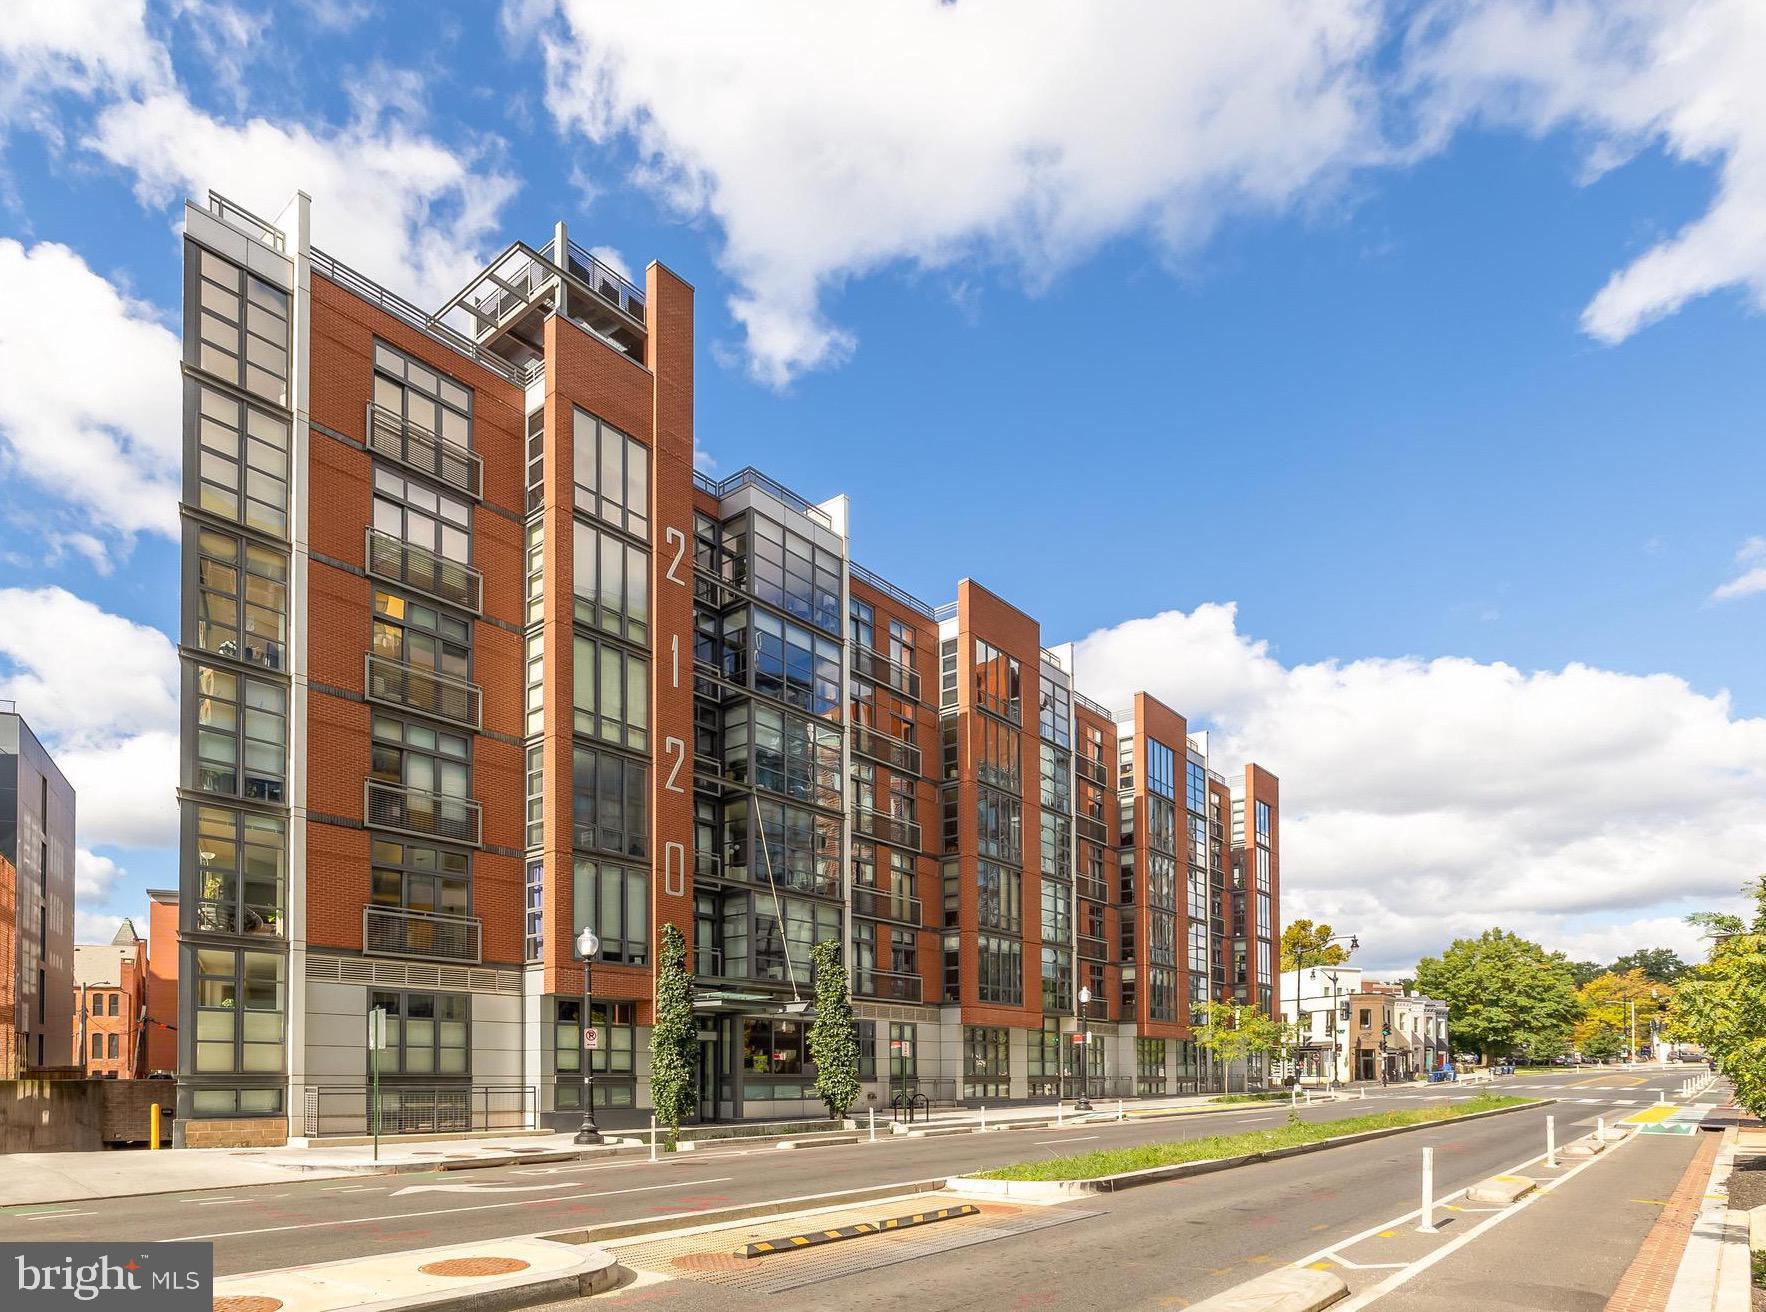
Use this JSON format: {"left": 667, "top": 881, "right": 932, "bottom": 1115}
{"left": 149, "top": 1102, "right": 162, "bottom": 1150}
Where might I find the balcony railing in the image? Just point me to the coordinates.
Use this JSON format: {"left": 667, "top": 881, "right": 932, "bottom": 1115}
{"left": 1073, "top": 689, "right": 1113, "bottom": 719}
{"left": 363, "top": 905, "right": 482, "bottom": 964}
{"left": 366, "top": 403, "right": 482, "bottom": 498}
{"left": 1077, "top": 814, "right": 1109, "bottom": 845}
{"left": 366, "top": 779, "right": 482, "bottom": 846}
{"left": 849, "top": 562, "right": 934, "bottom": 617}
{"left": 693, "top": 947, "right": 726, "bottom": 977}
{"left": 854, "top": 968, "right": 923, "bottom": 1004}
{"left": 365, "top": 528, "right": 482, "bottom": 614}
{"left": 853, "top": 808, "right": 921, "bottom": 851}
{"left": 1077, "top": 932, "right": 1109, "bottom": 961}
{"left": 1074, "top": 754, "right": 1108, "bottom": 787}
{"left": 364, "top": 653, "right": 481, "bottom": 730}
{"left": 851, "top": 723, "right": 922, "bottom": 777}
{"left": 299, "top": 1085, "right": 534, "bottom": 1138}
{"left": 1078, "top": 875, "right": 1109, "bottom": 904}
{"left": 852, "top": 885, "right": 924, "bottom": 926}
{"left": 850, "top": 644, "right": 921, "bottom": 702}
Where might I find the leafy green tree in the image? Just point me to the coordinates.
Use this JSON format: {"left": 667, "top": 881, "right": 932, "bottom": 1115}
{"left": 1608, "top": 948, "right": 1689, "bottom": 984}
{"left": 808, "top": 939, "right": 860, "bottom": 1120}
{"left": 1674, "top": 879, "right": 1766, "bottom": 1119}
{"left": 1569, "top": 960, "right": 1606, "bottom": 988}
{"left": 648, "top": 923, "right": 696, "bottom": 1147}
{"left": 1195, "top": 1000, "right": 1293, "bottom": 1092}
{"left": 1280, "top": 919, "right": 1356, "bottom": 973}
{"left": 1413, "top": 929, "right": 1581, "bottom": 1063}
{"left": 1574, "top": 969, "right": 1670, "bottom": 1059}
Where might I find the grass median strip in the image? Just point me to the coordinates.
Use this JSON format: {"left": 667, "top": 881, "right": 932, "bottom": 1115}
{"left": 973, "top": 1093, "right": 1532, "bottom": 1181}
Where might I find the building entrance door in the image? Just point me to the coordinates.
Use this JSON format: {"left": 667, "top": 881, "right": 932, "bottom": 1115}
{"left": 696, "top": 1015, "right": 736, "bottom": 1122}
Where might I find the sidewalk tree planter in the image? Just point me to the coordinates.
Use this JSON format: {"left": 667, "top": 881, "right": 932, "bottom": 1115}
{"left": 809, "top": 939, "right": 860, "bottom": 1120}
{"left": 649, "top": 923, "right": 696, "bottom": 1148}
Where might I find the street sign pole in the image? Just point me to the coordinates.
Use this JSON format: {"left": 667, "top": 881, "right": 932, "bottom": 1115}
{"left": 368, "top": 1007, "right": 388, "bottom": 1163}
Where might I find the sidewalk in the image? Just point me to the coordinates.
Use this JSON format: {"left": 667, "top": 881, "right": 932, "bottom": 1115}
{"left": 1658, "top": 1097, "right": 1761, "bottom": 1312}
{"left": 0, "top": 1088, "right": 1266, "bottom": 1208}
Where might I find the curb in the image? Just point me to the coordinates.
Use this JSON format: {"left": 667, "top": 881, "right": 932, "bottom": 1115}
{"left": 947, "top": 1099, "right": 1553, "bottom": 1200}
{"left": 536, "top": 1177, "right": 951, "bottom": 1247}
{"left": 1185, "top": 1266, "right": 1347, "bottom": 1312}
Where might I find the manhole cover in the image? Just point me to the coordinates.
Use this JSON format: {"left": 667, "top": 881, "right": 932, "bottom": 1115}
{"left": 418, "top": 1257, "right": 532, "bottom": 1278}
{"left": 214, "top": 1298, "right": 283, "bottom": 1312}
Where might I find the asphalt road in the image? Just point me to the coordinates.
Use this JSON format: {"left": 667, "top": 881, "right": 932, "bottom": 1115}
{"left": 0, "top": 1065, "right": 1699, "bottom": 1290}
{"left": 549, "top": 1066, "right": 1710, "bottom": 1312}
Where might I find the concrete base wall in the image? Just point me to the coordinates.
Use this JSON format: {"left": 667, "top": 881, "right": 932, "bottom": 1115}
{"left": 0, "top": 1078, "right": 175, "bottom": 1151}
{"left": 182, "top": 1115, "right": 287, "bottom": 1148}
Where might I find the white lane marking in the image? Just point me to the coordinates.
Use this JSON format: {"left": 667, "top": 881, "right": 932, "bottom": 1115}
{"left": 1035, "top": 1136, "right": 1100, "bottom": 1146}
{"left": 19, "top": 1211, "right": 97, "bottom": 1221}
{"left": 322, "top": 1185, "right": 379, "bottom": 1192}
{"left": 389, "top": 1182, "right": 575, "bottom": 1198}
{"left": 181, "top": 1197, "right": 242, "bottom": 1204}
{"left": 161, "top": 1176, "right": 737, "bottom": 1243}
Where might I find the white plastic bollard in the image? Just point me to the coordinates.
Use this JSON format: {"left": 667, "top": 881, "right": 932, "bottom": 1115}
{"left": 869, "top": 1107, "right": 876, "bottom": 1143}
{"left": 1546, "top": 1114, "right": 1557, "bottom": 1168}
{"left": 649, "top": 1115, "right": 658, "bottom": 1164}
{"left": 1118, "top": 1099, "right": 1125, "bottom": 1122}
{"left": 1057, "top": 1101, "right": 1064, "bottom": 1127}
{"left": 1417, "top": 1146, "right": 1438, "bottom": 1233}
{"left": 1598, "top": 1115, "right": 1606, "bottom": 1143}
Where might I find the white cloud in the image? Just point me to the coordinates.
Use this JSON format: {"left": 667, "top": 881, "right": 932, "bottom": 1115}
{"left": 0, "top": 588, "right": 179, "bottom": 851}
{"left": 75, "top": 848, "right": 125, "bottom": 902}
{"left": 518, "top": 0, "right": 1388, "bottom": 385}
{"left": 1073, "top": 602, "right": 1766, "bottom": 970}
{"left": 1406, "top": 0, "right": 1766, "bottom": 344}
{"left": 0, "top": 240, "right": 181, "bottom": 546}
{"left": 1712, "top": 536, "right": 1766, "bottom": 601}
{"left": 0, "top": 0, "right": 168, "bottom": 129}
{"left": 75, "top": 910, "right": 126, "bottom": 943}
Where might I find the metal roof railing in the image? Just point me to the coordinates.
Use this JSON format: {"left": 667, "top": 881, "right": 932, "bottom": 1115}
{"left": 693, "top": 466, "right": 833, "bottom": 528}
{"left": 850, "top": 562, "right": 933, "bottom": 617}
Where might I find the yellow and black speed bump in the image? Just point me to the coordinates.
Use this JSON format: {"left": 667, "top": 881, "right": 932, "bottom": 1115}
{"left": 878, "top": 1204, "right": 980, "bottom": 1230}
{"left": 737, "top": 1221, "right": 879, "bottom": 1259}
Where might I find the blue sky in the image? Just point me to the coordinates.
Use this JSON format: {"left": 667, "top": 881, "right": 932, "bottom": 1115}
{"left": 3, "top": 0, "right": 1764, "bottom": 970}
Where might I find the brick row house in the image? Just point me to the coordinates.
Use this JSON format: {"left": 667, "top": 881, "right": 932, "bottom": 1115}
{"left": 172, "top": 192, "right": 1282, "bottom": 1145}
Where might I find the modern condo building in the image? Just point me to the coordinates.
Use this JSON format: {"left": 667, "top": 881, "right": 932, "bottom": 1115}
{"left": 174, "top": 192, "right": 1280, "bottom": 1145}
{"left": 0, "top": 700, "right": 76, "bottom": 1075}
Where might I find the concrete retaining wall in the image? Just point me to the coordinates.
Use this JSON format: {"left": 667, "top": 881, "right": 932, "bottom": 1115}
{"left": 0, "top": 1078, "right": 175, "bottom": 1151}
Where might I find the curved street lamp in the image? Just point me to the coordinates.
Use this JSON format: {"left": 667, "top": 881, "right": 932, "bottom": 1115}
{"left": 1073, "top": 986, "right": 1094, "bottom": 1113}
{"left": 574, "top": 926, "right": 603, "bottom": 1145}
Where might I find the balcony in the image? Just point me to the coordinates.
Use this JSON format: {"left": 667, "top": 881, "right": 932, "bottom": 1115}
{"left": 1077, "top": 932, "right": 1109, "bottom": 961}
{"left": 1076, "top": 814, "right": 1109, "bottom": 845}
{"left": 852, "top": 885, "right": 924, "bottom": 926}
{"left": 851, "top": 724, "right": 922, "bottom": 777}
{"left": 850, "top": 644, "right": 921, "bottom": 702}
{"left": 363, "top": 905, "right": 482, "bottom": 964}
{"left": 366, "top": 779, "right": 482, "bottom": 846}
{"left": 853, "top": 808, "right": 921, "bottom": 851}
{"left": 366, "top": 528, "right": 483, "bottom": 615}
{"left": 1075, "top": 754, "right": 1108, "bottom": 787}
{"left": 854, "top": 968, "right": 923, "bottom": 1004}
{"left": 366, "top": 404, "right": 482, "bottom": 499}
{"left": 365, "top": 653, "right": 481, "bottom": 730}
{"left": 1078, "top": 875, "right": 1109, "bottom": 903}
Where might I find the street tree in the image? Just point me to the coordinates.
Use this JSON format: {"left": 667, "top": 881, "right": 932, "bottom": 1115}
{"left": 1607, "top": 948, "right": 1688, "bottom": 984}
{"left": 1573, "top": 969, "right": 1669, "bottom": 1059}
{"left": 1569, "top": 960, "right": 1606, "bottom": 988}
{"left": 808, "top": 939, "right": 860, "bottom": 1121}
{"left": 649, "top": 923, "right": 696, "bottom": 1147}
{"left": 1280, "top": 919, "right": 1356, "bottom": 973}
{"left": 1195, "top": 1000, "right": 1291, "bottom": 1092}
{"left": 1413, "top": 929, "right": 1580, "bottom": 1063}
{"left": 1673, "top": 879, "right": 1766, "bottom": 1119}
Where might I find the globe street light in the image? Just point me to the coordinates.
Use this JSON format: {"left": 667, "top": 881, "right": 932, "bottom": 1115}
{"left": 1074, "top": 986, "right": 1094, "bottom": 1113}
{"left": 574, "top": 926, "right": 603, "bottom": 1145}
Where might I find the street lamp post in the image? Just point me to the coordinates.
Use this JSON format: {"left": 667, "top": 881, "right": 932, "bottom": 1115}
{"left": 1073, "top": 986, "right": 1093, "bottom": 1113}
{"left": 1291, "top": 934, "right": 1358, "bottom": 1086}
{"left": 574, "top": 926, "right": 603, "bottom": 1145}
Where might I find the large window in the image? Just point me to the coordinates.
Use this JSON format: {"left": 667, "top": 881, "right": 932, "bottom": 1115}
{"left": 753, "top": 896, "right": 839, "bottom": 988}
{"left": 556, "top": 1000, "right": 636, "bottom": 1108}
{"left": 1041, "top": 945, "right": 1072, "bottom": 1013}
{"left": 572, "top": 635, "right": 649, "bottom": 749}
{"left": 572, "top": 858, "right": 650, "bottom": 965}
{"left": 192, "top": 947, "right": 283, "bottom": 1074}
{"left": 573, "top": 520, "right": 649, "bottom": 642}
{"left": 977, "top": 933, "right": 1022, "bottom": 1005}
{"left": 743, "top": 609, "right": 841, "bottom": 716}
{"left": 192, "top": 805, "right": 285, "bottom": 936}
{"left": 743, "top": 1016, "right": 823, "bottom": 1100}
{"left": 374, "top": 342, "right": 471, "bottom": 448}
{"left": 975, "top": 716, "right": 1021, "bottom": 791}
{"left": 722, "top": 797, "right": 840, "bottom": 896}
{"left": 572, "top": 746, "right": 649, "bottom": 859}
{"left": 724, "top": 703, "right": 841, "bottom": 808}
{"left": 976, "top": 861, "right": 1022, "bottom": 933}
{"left": 373, "top": 467, "right": 471, "bottom": 564}
{"left": 191, "top": 664, "right": 286, "bottom": 803}
{"left": 190, "top": 247, "right": 288, "bottom": 403}
{"left": 192, "top": 528, "right": 287, "bottom": 670}
{"left": 371, "top": 714, "right": 470, "bottom": 800}
{"left": 1147, "top": 737, "right": 1176, "bottom": 800}
{"left": 373, "top": 591, "right": 470, "bottom": 678}
{"left": 368, "top": 990, "right": 468, "bottom": 1074}
{"left": 742, "top": 512, "right": 842, "bottom": 636}
{"left": 1137, "top": 1037, "right": 1169, "bottom": 1096}
{"left": 572, "top": 408, "right": 649, "bottom": 539}
{"left": 370, "top": 837, "right": 469, "bottom": 917}
{"left": 975, "top": 787, "right": 1021, "bottom": 863}
{"left": 974, "top": 639, "right": 1021, "bottom": 723}
{"left": 192, "top": 382, "right": 289, "bottom": 537}
{"left": 963, "top": 1026, "right": 1009, "bottom": 1100}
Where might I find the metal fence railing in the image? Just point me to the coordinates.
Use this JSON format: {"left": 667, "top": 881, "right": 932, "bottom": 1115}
{"left": 299, "top": 1085, "right": 535, "bottom": 1138}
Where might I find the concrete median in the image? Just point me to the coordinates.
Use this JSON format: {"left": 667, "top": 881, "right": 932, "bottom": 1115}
{"left": 1181, "top": 1267, "right": 1347, "bottom": 1312}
